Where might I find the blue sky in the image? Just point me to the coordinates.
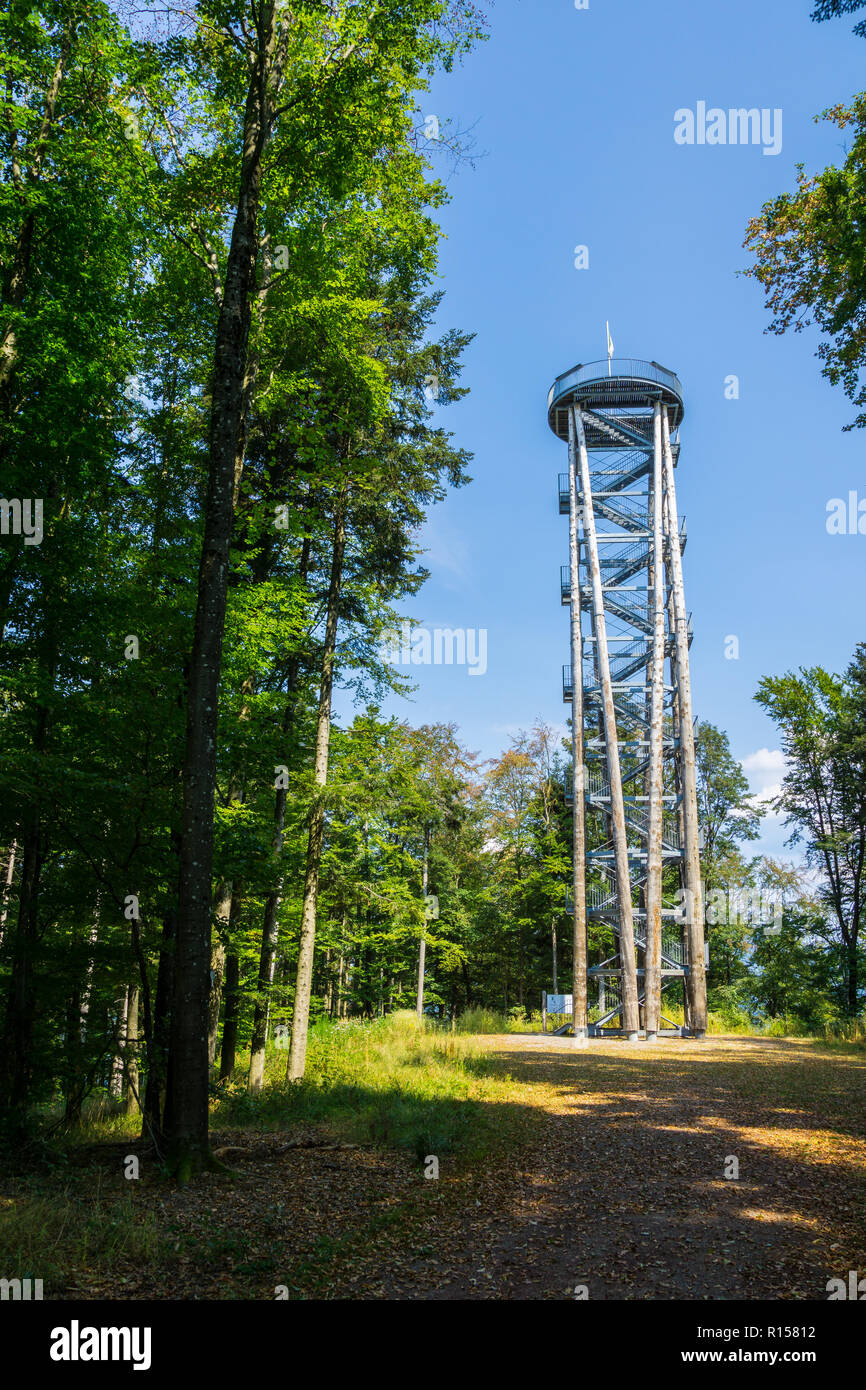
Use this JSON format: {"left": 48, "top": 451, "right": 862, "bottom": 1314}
{"left": 362, "top": 0, "right": 866, "bottom": 858}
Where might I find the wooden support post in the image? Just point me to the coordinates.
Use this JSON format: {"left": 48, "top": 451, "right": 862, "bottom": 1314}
{"left": 574, "top": 408, "right": 640, "bottom": 1039}
{"left": 660, "top": 408, "right": 707, "bottom": 1036}
{"left": 567, "top": 408, "right": 588, "bottom": 1041}
{"left": 664, "top": 596, "right": 691, "bottom": 1030}
{"left": 644, "top": 403, "right": 666, "bottom": 1041}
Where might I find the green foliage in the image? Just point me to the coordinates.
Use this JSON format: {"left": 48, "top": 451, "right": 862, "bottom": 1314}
{"left": 811, "top": 1, "right": 866, "bottom": 38}
{"left": 755, "top": 649, "right": 866, "bottom": 1016}
{"left": 744, "top": 91, "right": 866, "bottom": 429}
{"left": 213, "top": 1011, "right": 506, "bottom": 1159}
{"left": 0, "top": 0, "right": 486, "bottom": 1139}
{"left": 454, "top": 1006, "right": 540, "bottom": 1034}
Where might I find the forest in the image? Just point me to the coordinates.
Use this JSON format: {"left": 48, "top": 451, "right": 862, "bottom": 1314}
{"left": 1, "top": 1, "right": 865, "bottom": 1183}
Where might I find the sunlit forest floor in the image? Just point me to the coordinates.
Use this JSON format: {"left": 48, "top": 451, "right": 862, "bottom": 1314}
{"left": 2, "top": 1023, "right": 865, "bottom": 1299}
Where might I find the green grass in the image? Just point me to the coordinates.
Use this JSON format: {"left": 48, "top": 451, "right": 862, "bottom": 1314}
{"left": 0, "top": 1183, "right": 166, "bottom": 1287}
{"left": 760, "top": 1014, "right": 866, "bottom": 1043}
{"left": 0, "top": 1013, "right": 533, "bottom": 1293}
{"left": 214, "top": 1010, "right": 525, "bottom": 1161}
{"left": 652, "top": 1001, "right": 755, "bottom": 1035}
{"left": 452, "top": 1006, "right": 541, "bottom": 1034}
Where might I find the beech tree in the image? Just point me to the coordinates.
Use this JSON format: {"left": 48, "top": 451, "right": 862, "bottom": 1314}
{"left": 745, "top": 3, "right": 866, "bottom": 427}
{"left": 0, "top": 0, "right": 156, "bottom": 1134}
{"left": 756, "top": 647, "right": 866, "bottom": 1015}
{"left": 150, "top": 0, "right": 487, "bottom": 1175}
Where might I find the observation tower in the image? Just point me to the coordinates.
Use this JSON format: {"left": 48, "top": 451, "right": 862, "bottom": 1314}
{"left": 549, "top": 358, "right": 707, "bottom": 1039}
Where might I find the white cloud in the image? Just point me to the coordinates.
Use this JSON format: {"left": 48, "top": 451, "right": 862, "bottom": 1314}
{"left": 740, "top": 748, "right": 787, "bottom": 814}
{"left": 740, "top": 747, "right": 786, "bottom": 787}
{"left": 738, "top": 749, "right": 790, "bottom": 850}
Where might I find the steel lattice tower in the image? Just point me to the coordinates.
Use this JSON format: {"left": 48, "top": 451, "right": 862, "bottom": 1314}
{"left": 549, "top": 358, "right": 708, "bottom": 1040}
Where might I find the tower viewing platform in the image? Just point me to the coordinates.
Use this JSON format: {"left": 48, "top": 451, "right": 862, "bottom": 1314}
{"left": 547, "top": 358, "right": 685, "bottom": 443}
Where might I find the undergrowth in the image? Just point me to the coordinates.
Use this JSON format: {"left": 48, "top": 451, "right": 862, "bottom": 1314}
{"left": 213, "top": 1010, "right": 525, "bottom": 1161}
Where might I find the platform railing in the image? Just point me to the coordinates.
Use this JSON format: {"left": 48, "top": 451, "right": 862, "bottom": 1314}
{"left": 548, "top": 358, "right": 684, "bottom": 412}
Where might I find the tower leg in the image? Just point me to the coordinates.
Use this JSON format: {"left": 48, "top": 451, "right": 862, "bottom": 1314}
{"left": 644, "top": 402, "right": 666, "bottom": 1041}
{"left": 574, "top": 408, "right": 640, "bottom": 1040}
{"left": 567, "top": 409, "right": 588, "bottom": 1040}
{"left": 661, "top": 409, "right": 707, "bottom": 1036}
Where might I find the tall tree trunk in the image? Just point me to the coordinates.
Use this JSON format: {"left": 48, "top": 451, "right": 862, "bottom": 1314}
{"left": 848, "top": 938, "right": 859, "bottom": 1016}
{"left": 248, "top": 537, "right": 310, "bottom": 1090}
{"left": 333, "top": 953, "right": 343, "bottom": 1019}
{"left": 63, "top": 987, "right": 85, "bottom": 1126}
{"left": 204, "top": 763, "right": 246, "bottom": 1070}
{"left": 110, "top": 988, "right": 129, "bottom": 1099}
{"left": 461, "top": 960, "right": 473, "bottom": 1010}
{"left": 219, "top": 953, "right": 241, "bottom": 1080}
{"left": 0, "top": 807, "right": 44, "bottom": 1132}
{"left": 248, "top": 903, "right": 280, "bottom": 1091}
{"left": 336, "top": 915, "right": 347, "bottom": 1018}
{"left": 287, "top": 491, "right": 347, "bottom": 1081}
{"left": 208, "top": 932, "right": 227, "bottom": 1070}
{"left": 207, "top": 884, "right": 233, "bottom": 1069}
{"left": 167, "top": 13, "right": 278, "bottom": 1173}
{"left": 125, "top": 984, "right": 140, "bottom": 1116}
{"left": 78, "top": 898, "right": 100, "bottom": 1048}
{"left": 324, "top": 949, "right": 333, "bottom": 1017}
{"left": 142, "top": 911, "right": 175, "bottom": 1145}
{"left": 415, "top": 824, "right": 430, "bottom": 1018}
{"left": 0, "top": 839, "right": 16, "bottom": 947}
